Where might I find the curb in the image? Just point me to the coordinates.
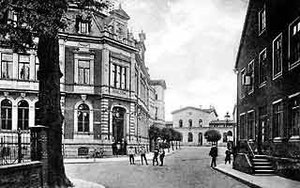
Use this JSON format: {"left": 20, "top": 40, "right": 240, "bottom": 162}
{"left": 213, "top": 166, "right": 261, "bottom": 188}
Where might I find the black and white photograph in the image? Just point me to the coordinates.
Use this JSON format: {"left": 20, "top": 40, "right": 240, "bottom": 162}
{"left": 0, "top": 0, "right": 300, "bottom": 187}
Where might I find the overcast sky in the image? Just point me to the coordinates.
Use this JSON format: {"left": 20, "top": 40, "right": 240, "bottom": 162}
{"left": 119, "top": 0, "right": 248, "bottom": 121}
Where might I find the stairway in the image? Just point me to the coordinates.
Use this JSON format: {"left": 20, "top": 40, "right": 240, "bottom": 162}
{"left": 252, "top": 155, "right": 275, "bottom": 175}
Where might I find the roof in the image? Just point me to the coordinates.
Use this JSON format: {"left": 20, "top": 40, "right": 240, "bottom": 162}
{"left": 209, "top": 120, "right": 235, "bottom": 124}
{"left": 150, "top": 80, "right": 167, "bottom": 89}
{"left": 109, "top": 4, "right": 130, "bottom": 20}
{"left": 234, "top": 0, "right": 251, "bottom": 70}
{"left": 171, "top": 106, "right": 218, "bottom": 117}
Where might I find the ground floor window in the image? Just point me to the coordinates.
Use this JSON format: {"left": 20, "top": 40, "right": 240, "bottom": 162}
{"left": 188, "top": 132, "right": 193, "bottom": 142}
{"left": 289, "top": 96, "right": 300, "bottom": 137}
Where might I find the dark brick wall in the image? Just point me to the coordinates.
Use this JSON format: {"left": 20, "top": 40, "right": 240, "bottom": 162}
{"left": 0, "top": 161, "right": 43, "bottom": 188}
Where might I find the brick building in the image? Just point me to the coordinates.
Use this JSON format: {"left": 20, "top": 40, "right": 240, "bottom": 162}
{"left": 0, "top": 3, "right": 166, "bottom": 157}
{"left": 235, "top": 0, "right": 300, "bottom": 178}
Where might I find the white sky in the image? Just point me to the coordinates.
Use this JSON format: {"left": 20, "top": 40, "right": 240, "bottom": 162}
{"left": 118, "top": 0, "right": 248, "bottom": 121}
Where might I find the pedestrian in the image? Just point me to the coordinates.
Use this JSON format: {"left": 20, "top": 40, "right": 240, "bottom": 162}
{"left": 209, "top": 145, "right": 218, "bottom": 167}
{"left": 140, "top": 145, "right": 148, "bottom": 165}
{"left": 225, "top": 149, "right": 231, "bottom": 164}
{"left": 152, "top": 147, "right": 159, "bottom": 166}
{"left": 159, "top": 148, "right": 165, "bottom": 166}
{"left": 128, "top": 146, "right": 135, "bottom": 165}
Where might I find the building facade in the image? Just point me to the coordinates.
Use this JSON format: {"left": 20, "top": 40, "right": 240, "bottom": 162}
{"left": 235, "top": 0, "right": 300, "bottom": 177}
{"left": 171, "top": 106, "right": 234, "bottom": 146}
{"left": 0, "top": 3, "right": 166, "bottom": 157}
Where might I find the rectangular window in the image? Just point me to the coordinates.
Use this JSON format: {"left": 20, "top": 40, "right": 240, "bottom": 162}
{"left": 240, "top": 114, "right": 246, "bottom": 139}
{"left": 273, "top": 101, "right": 283, "bottom": 138}
{"left": 240, "top": 68, "right": 246, "bottom": 98}
{"left": 79, "top": 22, "right": 89, "bottom": 34}
{"left": 121, "top": 67, "right": 126, "bottom": 89}
{"left": 258, "top": 6, "right": 266, "bottom": 34}
{"left": 18, "top": 54, "right": 30, "bottom": 80}
{"left": 259, "top": 49, "right": 267, "bottom": 85}
{"left": 248, "top": 60, "right": 254, "bottom": 93}
{"left": 110, "top": 63, "right": 127, "bottom": 89}
{"left": 35, "top": 56, "right": 39, "bottom": 80}
{"left": 273, "top": 34, "right": 282, "bottom": 78}
{"left": 289, "top": 96, "right": 300, "bottom": 137}
{"left": 289, "top": 17, "right": 300, "bottom": 68}
{"left": 248, "top": 111, "right": 255, "bottom": 139}
{"left": 1, "top": 53, "right": 13, "bottom": 79}
{"left": 78, "top": 60, "right": 90, "bottom": 84}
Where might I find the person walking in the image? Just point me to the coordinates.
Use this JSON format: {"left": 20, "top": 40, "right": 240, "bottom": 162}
{"left": 128, "top": 146, "right": 135, "bottom": 165}
{"left": 159, "top": 148, "right": 165, "bottom": 166}
{"left": 140, "top": 145, "right": 148, "bottom": 165}
{"left": 152, "top": 147, "right": 159, "bottom": 166}
{"left": 209, "top": 145, "right": 218, "bottom": 167}
{"left": 225, "top": 149, "right": 231, "bottom": 164}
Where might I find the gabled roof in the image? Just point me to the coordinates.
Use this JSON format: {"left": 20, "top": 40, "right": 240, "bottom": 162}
{"left": 171, "top": 106, "right": 218, "bottom": 117}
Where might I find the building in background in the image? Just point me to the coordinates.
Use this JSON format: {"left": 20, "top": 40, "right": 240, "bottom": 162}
{"left": 235, "top": 0, "right": 300, "bottom": 178}
{"left": 171, "top": 106, "right": 234, "bottom": 147}
{"left": 0, "top": 3, "right": 166, "bottom": 157}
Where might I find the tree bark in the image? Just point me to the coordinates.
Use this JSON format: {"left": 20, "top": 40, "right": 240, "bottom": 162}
{"left": 37, "top": 34, "right": 72, "bottom": 187}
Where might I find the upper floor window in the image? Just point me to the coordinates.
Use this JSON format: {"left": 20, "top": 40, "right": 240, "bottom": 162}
{"left": 78, "top": 60, "right": 90, "bottom": 84}
{"left": 189, "top": 119, "right": 192, "bottom": 128}
{"left": 258, "top": 6, "right": 266, "bottom": 35}
{"left": 240, "top": 68, "right": 246, "bottom": 98}
{"left": 78, "top": 103, "right": 90, "bottom": 133}
{"left": 199, "top": 119, "right": 203, "bottom": 127}
{"left": 18, "top": 54, "right": 30, "bottom": 80}
{"left": 35, "top": 56, "right": 39, "bottom": 80}
{"left": 179, "top": 119, "right": 183, "bottom": 128}
{"left": 273, "top": 34, "right": 283, "bottom": 78}
{"left": 289, "top": 17, "right": 300, "bottom": 68}
{"left": 75, "top": 15, "right": 91, "bottom": 34}
{"left": 259, "top": 49, "right": 267, "bottom": 86}
{"left": 1, "top": 53, "right": 13, "bottom": 79}
{"left": 111, "top": 64, "right": 127, "bottom": 89}
{"left": 18, "top": 100, "right": 29, "bottom": 130}
{"left": 247, "top": 60, "right": 254, "bottom": 93}
{"left": 1, "top": 99, "right": 12, "bottom": 130}
{"left": 7, "top": 10, "right": 18, "bottom": 27}
{"left": 35, "top": 101, "right": 41, "bottom": 125}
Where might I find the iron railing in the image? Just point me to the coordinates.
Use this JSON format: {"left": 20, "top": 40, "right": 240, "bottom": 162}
{"left": 0, "top": 129, "right": 30, "bottom": 165}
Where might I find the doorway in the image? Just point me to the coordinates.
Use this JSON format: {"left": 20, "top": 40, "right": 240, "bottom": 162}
{"left": 112, "top": 107, "right": 126, "bottom": 155}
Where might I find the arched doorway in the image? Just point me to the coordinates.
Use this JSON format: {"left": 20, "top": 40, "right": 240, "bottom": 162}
{"left": 112, "top": 107, "right": 126, "bottom": 155}
{"left": 198, "top": 132, "right": 203, "bottom": 146}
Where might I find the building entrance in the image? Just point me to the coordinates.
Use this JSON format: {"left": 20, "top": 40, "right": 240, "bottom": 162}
{"left": 112, "top": 107, "right": 127, "bottom": 155}
{"left": 198, "top": 133, "right": 203, "bottom": 146}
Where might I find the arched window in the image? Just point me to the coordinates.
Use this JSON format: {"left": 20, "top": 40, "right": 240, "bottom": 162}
{"left": 179, "top": 119, "right": 183, "bottom": 128}
{"left": 18, "top": 100, "right": 29, "bottom": 130}
{"left": 1, "top": 99, "right": 12, "bottom": 130}
{"left": 189, "top": 119, "right": 192, "bottom": 128}
{"left": 199, "top": 119, "right": 203, "bottom": 127}
{"left": 188, "top": 132, "right": 193, "bottom": 142}
{"left": 35, "top": 101, "right": 41, "bottom": 125}
{"left": 78, "top": 103, "right": 90, "bottom": 132}
{"left": 227, "top": 131, "right": 233, "bottom": 136}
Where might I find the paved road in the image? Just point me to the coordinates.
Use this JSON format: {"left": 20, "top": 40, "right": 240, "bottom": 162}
{"left": 65, "top": 147, "right": 249, "bottom": 188}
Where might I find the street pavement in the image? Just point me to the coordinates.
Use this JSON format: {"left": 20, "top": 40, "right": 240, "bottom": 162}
{"left": 65, "top": 147, "right": 250, "bottom": 188}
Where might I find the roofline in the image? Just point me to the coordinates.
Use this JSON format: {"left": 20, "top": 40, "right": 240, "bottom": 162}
{"left": 234, "top": 0, "right": 251, "bottom": 70}
{"left": 171, "top": 106, "right": 218, "bottom": 117}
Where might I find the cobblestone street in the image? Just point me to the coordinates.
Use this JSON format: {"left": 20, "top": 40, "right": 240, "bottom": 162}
{"left": 65, "top": 147, "right": 249, "bottom": 188}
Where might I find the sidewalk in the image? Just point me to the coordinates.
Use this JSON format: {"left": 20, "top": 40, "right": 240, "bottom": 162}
{"left": 70, "top": 178, "right": 105, "bottom": 188}
{"left": 214, "top": 163, "right": 300, "bottom": 188}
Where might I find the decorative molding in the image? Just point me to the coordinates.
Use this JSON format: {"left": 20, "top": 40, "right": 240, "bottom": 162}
{"left": 81, "top": 94, "right": 87, "bottom": 101}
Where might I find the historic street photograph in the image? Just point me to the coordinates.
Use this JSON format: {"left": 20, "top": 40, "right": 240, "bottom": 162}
{"left": 0, "top": 0, "right": 300, "bottom": 188}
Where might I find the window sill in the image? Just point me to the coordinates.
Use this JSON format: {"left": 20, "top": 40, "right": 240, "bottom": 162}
{"left": 259, "top": 81, "right": 266, "bottom": 88}
{"left": 289, "top": 60, "right": 300, "bottom": 71}
{"left": 272, "top": 73, "right": 282, "bottom": 80}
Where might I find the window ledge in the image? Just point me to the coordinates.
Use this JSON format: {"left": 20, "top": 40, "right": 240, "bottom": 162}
{"left": 289, "top": 135, "right": 300, "bottom": 142}
{"left": 289, "top": 60, "right": 300, "bottom": 70}
{"left": 259, "top": 82, "right": 266, "bottom": 88}
{"left": 272, "top": 73, "right": 282, "bottom": 80}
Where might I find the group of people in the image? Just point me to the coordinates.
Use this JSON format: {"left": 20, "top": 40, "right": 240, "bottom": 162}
{"left": 209, "top": 145, "right": 233, "bottom": 167}
{"left": 127, "top": 145, "right": 165, "bottom": 166}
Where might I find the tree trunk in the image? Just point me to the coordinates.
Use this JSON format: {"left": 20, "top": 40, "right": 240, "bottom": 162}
{"left": 37, "top": 35, "right": 72, "bottom": 187}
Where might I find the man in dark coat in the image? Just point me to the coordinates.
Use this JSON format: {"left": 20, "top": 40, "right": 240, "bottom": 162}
{"left": 152, "top": 147, "right": 159, "bottom": 166}
{"left": 209, "top": 146, "right": 218, "bottom": 167}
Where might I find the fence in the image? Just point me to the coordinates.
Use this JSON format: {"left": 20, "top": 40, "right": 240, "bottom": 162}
{"left": 0, "top": 130, "right": 31, "bottom": 165}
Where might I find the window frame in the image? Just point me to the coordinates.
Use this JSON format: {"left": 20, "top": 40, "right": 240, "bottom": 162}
{"left": 272, "top": 99, "right": 283, "bottom": 138}
{"left": 18, "top": 54, "right": 30, "bottom": 80}
{"left": 272, "top": 33, "right": 283, "bottom": 79}
{"left": 258, "top": 6, "right": 266, "bottom": 35}
{"left": 247, "top": 60, "right": 254, "bottom": 94}
{"left": 1, "top": 99, "right": 12, "bottom": 130}
{"left": 288, "top": 17, "right": 300, "bottom": 70}
{"left": 259, "top": 48, "right": 267, "bottom": 87}
{"left": 77, "top": 103, "right": 90, "bottom": 133}
{"left": 17, "top": 100, "right": 29, "bottom": 130}
{"left": 0, "top": 53, "right": 13, "bottom": 79}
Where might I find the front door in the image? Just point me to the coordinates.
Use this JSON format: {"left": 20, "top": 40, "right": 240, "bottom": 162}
{"left": 112, "top": 107, "right": 126, "bottom": 155}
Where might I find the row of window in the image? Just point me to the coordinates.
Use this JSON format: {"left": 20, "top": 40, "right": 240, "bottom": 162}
{"left": 179, "top": 119, "right": 203, "bottom": 128}
{"left": 186, "top": 132, "right": 231, "bottom": 143}
{"left": 241, "top": 17, "right": 300, "bottom": 98}
{"left": 239, "top": 93, "right": 300, "bottom": 140}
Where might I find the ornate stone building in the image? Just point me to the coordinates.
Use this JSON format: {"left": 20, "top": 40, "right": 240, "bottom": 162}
{"left": 0, "top": 3, "right": 166, "bottom": 157}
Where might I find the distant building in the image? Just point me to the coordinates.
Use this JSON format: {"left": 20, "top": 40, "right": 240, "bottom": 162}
{"left": 171, "top": 106, "right": 234, "bottom": 146}
{"left": 235, "top": 0, "right": 300, "bottom": 178}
